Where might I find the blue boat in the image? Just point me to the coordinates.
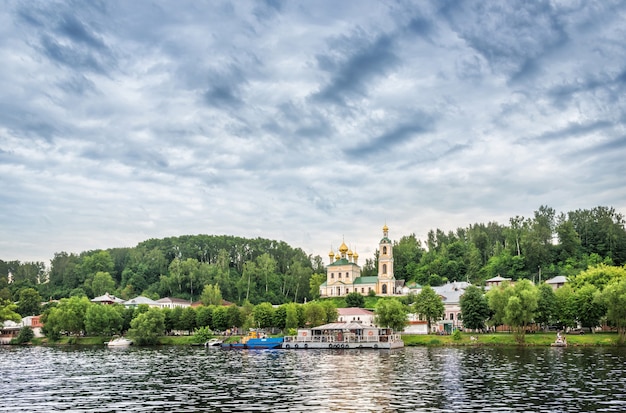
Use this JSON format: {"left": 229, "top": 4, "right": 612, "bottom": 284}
{"left": 221, "top": 330, "right": 283, "bottom": 349}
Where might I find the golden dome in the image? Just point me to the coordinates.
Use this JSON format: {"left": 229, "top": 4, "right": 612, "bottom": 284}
{"left": 335, "top": 253, "right": 340, "bottom": 261}
{"left": 353, "top": 251, "right": 359, "bottom": 259}
{"left": 339, "top": 241, "right": 348, "bottom": 253}
{"left": 347, "top": 249, "right": 353, "bottom": 257}
{"left": 329, "top": 249, "right": 335, "bottom": 257}
{"left": 383, "top": 224, "right": 389, "bottom": 232}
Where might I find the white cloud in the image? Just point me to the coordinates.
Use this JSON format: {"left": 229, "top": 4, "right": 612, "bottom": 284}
{"left": 1, "top": 0, "right": 625, "bottom": 264}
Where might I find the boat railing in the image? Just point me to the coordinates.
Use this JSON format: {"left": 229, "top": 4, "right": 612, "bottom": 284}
{"left": 284, "top": 333, "right": 403, "bottom": 344}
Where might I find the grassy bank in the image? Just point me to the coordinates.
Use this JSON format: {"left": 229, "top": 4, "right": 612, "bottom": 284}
{"left": 21, "top": 332, "right": 622, "bottom": 347}
{"left": 402, "top": 332, "right": 620, "bottom": 347}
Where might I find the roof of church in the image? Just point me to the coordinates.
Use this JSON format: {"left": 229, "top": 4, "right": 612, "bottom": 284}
{"left": 380, "top": 237, "right": 391, "bottom": 243}
{"left": 328, "top": 258, "right": 359, "bottom": 267}
{"left": 353, "top": 276, "right": 379, "bottom": 284}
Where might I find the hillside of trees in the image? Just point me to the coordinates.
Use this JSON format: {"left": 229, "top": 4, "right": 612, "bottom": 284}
{"left": 1, "top": 205, "right": 625, "bottom": 308}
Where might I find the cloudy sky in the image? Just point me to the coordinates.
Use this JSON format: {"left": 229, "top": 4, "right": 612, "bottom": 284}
{"left": 1, "top": 0, "right": 625, "bottom": 265}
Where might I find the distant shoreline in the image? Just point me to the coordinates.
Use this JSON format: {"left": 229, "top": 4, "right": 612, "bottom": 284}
{"left": 12, "top": 332, "right": 623, "bottom": 347}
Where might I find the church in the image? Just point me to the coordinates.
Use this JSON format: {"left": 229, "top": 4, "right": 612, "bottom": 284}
{"left": 319, "top": 224, "right": 402, "bottom": 297}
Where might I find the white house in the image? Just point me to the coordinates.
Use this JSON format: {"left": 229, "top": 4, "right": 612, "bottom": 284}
{"left": 337, "top": 307, "right": 375, "bottom": 326}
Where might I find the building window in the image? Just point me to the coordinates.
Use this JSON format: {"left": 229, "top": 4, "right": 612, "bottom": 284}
{"left": 450, "top": 313, "right": 454, "bottom": 320}
{"left": 346, "top": 288, "right": 350, "bottom": 293}
{"left": 346, "top": 272, "right": 349, "bottom": 278}
{"left": 331, "top": 273, "right": 334, "bottom": 279}
{"left": 338, "top": 273, "right": 342, "bottom": 278}
{"left": 382, "top": 284, "right": 387, "bottom": 294}
{"left": 383, "top": 246, "right": 387, "bottom": 255}
{"left": 383, "top": 264, "right": 387, "bottom": 274}
{"left": 361, "top": 288, "right": 364, "bottom": 293}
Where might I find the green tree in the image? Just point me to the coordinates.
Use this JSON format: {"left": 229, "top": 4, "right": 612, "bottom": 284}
{"left": 128, "top": 308, "right": 165, "bottom": 345}
{"left": 413, "top": 286, "right": 444, "bottom": 333}
{"left": 569, "top": 264, "right": 626, "bottom": 291}
{"left": 211, "top": 306, "right": 229, "bottom": 331}
{"left": 502, "top": 280, "right": 539, "bottom": 343}
{"left": 90, "top": 272, "right": 116, "bottom": 297}
{"left": 459, "top": 285, "right": 489, "bottom": 331}
{"left": 345, "top": 292, "right": 365, "bottom": 308}
{"left": 535, "top": 283, "right": 557, "bottom": 329}
{"left": 44, "top": 296, "right": 91, "bottom": 337}
{"left": 600, "top": 278, "right": 626, "bottom": 344}
{"left": 285, "top": 303, "right": 299, "bottom": 330}
{"left": 179, "top": 307, "right": 197, "bottom": 334}
{"left": 201, "top": 283, "right": 223, "bottom": 306}
{"left": 226, "top": 305, "right": 244, "bottom": 329}
{"left": 303, "top": 302, "right": 326, "bottom": 327}
{"left": 196, "top": 306, "right": 213, "bottom": 328}
{"left": 374, "top": 299, "right": 408, "bottom": 331}
{"left": 572, "top": 284, "right": 605, "bottom": 333}
{"left": 0, "top": 299, "right": 21, "bottom": 323}
{"left": 15, "top": 326, "right": 35, "bottom": 344}
{"left": 16, "top": 287, "right": 42, "bottom": 317}
{"left": 321, "top": 300, "right": 338, "bottom": 323}
{"left": 485, "top": 282, "right": 513, "bottom": 329}
{"left": 253, "top": 302, "right": 275, "bottom": 329}
{"left": 554, "top": 284, "right": 576, "bottom": 329}
{"left": 85, "top": 304, "right": 123, "bottom": 336}
{"left": 309, "top": 273, "right": 326, "bottom": 300}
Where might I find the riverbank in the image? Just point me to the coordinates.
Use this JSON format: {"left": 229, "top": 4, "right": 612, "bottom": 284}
{"left": 21, "top": 332, "right": 621, "bottom": 347}
{"left": 402, "top": 332, "right": 620, "bottom": 347}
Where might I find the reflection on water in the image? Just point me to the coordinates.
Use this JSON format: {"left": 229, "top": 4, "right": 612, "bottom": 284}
{"left": 1, "top": 345, "right": 625, "bottom": 412}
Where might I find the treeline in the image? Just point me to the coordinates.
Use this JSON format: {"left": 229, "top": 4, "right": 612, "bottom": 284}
{"left": 392, "top": 205, "right": 626, "bottom": 286}
{"left": 1, "top": 235, "right": 321, "bottom": 305}
{"left": 1, "top": 205, "right": 625, "bottom": 307}
{"left": 38, "top": 297, "right": 341, "bottom": 345}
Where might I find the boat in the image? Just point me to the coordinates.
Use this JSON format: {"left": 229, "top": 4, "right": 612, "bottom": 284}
{"left": 221, "top": 330, "right": 283, "bottom": 349}
{"left": 204, "top": 338, "right": 223, "bottom": 347}
{"left": 107, "top": 336, "right": 133, "bottom": 347}
{"left": 282, "top": 322, "right": 404, "bottom": 350}
{"left": 551, "top": 332, "right": 567, "bottom": 347}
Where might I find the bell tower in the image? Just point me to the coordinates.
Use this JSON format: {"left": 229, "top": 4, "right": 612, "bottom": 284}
{"left": 377, "top": 224, "right": 395, "bottom": 295}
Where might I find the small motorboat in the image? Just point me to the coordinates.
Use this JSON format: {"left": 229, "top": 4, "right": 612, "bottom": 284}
{"left": 107, "top": 336, "right": 133, "bottom": 347}
{"left": 205, "top": 338, "right": 223, "bottom": 347}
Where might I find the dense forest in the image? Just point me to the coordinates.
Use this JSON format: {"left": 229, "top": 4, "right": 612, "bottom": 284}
{"left": 1, "top": 205, "right": 625, "bottom": 307}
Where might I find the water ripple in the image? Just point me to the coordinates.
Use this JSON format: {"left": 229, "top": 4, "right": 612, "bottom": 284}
{"left": 1, "top": 345, "right": 625, "bottom": 412}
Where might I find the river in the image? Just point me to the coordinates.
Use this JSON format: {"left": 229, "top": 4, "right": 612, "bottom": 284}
{"left": 1, "top": 345, "right": 625, "bottom": 412}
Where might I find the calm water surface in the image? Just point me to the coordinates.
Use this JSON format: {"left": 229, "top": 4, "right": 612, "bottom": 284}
{"left": 1, "top": 345, "right": 625, "bottom": 412}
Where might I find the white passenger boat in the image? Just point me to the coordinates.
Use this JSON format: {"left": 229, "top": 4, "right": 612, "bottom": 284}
{"left": 282, "top": 322, "right": 403, "bottom": 350}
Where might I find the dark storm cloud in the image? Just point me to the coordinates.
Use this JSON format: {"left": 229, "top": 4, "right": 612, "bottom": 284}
{"left": 345, "top": 116, "right": 434, "bottom": 158}
{"left": 312, "top": 33, "right": 400, "bottom": 104}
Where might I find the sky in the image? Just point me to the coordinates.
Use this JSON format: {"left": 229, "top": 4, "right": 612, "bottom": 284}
{"left": 1, "top": 0, "right": 625, "bottom": 266}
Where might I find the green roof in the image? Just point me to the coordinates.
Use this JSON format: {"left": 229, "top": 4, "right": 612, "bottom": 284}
{"left": 353, "top": 276, "right": 379, "bottom": 285}
{"left": 380, "top": 237, "right": 391, "bottom": 243}
{"left": 327, "top": 258, "right": 359, "bottom": 267}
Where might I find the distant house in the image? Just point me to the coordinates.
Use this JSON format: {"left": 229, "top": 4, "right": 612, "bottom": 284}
{"left": 123, "top": 296, "right": 161, "bottom": 308}
{"left": 337, "top": 307, "right": 375, "bottom": 326}
{"left": 156, "top": 297, "right": 192, "bottom": 309}
{"left": 545, "top": 275, "right": 567, "bottom": 290}
{"left": 91, "top": 293, "right": 125, "bottom": 305}
{"left": 432, "top": 282, "right": 470, "bottom": 333}
{"left": 485, "top": 275, "right": 512, "bottom": 290}
{"left": 1, "top": 316, "right": 45, "bottom": 344}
